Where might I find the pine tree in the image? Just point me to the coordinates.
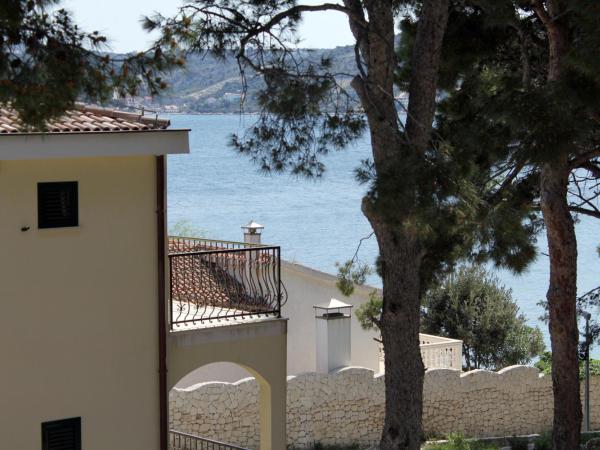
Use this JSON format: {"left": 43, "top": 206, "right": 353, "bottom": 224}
{"left": 142, "top": 2, "right": 539, "bottom": 448}
{"left": 427, "top": 2, "right": 600, "bottom": 448}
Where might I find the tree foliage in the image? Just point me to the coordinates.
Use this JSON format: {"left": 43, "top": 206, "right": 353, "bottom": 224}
{"left": 355, "top": 290, "right": 383, "bottom": 333}
{"left": 421, "top": 265, "right": 545, "bottom": 371}
{"left": 146, "top": 4, "right": 552, "bottom": 446}
{"left": 354, "top": 265, "right": 546, "bottom": 371}
{"left": 141, "top": 3, "right": 542, "bottom": 447}
{"left": 535, "top": 352, "right": 600, "bottom": 380}
{"left": 430, "top": 2, "right": 600, "bottom": 221}
{"left": 143, "top": 1, "right": 367, "bottom": 178}
{"left": 0, "top": 0, "right": 182, "bottom": 128}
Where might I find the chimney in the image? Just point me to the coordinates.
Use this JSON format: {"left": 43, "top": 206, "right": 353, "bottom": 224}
{"left": 314, "top": 298, "right": 352, "bottom": 373}
{"left": 241, "top": 219, "right": 264, "bottom": 245}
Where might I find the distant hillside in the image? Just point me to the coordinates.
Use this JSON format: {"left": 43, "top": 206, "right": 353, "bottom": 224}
{"left": 113, "top": 46, "right": 357, "bottom": 113}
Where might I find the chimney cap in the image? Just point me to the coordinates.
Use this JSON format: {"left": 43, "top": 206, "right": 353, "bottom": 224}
{"left": 242, "top": 219, "right": 264, "bottom": 234}
{"left": 314, "top": 298, "right": 352, "bottom": 310}
{"left": 314, "top": 298, "right": 353, "bottom": 318}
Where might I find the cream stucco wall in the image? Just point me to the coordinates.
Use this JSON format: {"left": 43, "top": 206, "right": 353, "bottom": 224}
{"left": 168, "top": 319, "right": 288, "bottom": 450}
{"left": 0, "top": 156, "right": 160, "bottom": 450}
{"left": 177, "top": 262, "right": 380, "bottom": 386}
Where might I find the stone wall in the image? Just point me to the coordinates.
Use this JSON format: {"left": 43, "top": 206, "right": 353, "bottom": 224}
{"left": 169, "top": 366, "right": 600, "bottom": 449}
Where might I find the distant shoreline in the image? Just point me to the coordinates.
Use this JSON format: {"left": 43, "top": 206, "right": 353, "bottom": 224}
{"left": 162, "top": 111, "right": 261, "bottom": 116}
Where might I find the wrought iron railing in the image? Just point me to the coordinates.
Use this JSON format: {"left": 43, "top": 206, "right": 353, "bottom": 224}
{"left": 168, "top": 236, "right": 286, "bottom": 327}
{"left": 169, "top": 430, "right": 248, "bottom": 450}
{"left": 169, "top": 236, "right": 264, "bottom": 253}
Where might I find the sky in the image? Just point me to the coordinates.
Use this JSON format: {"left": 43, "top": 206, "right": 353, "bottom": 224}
{"left": 61, "top": 0, "right": 355, "bottom": 53}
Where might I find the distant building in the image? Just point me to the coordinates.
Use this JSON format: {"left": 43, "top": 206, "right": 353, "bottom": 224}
{"left": 223, "top": 92, "right": 242, "bottom": 103}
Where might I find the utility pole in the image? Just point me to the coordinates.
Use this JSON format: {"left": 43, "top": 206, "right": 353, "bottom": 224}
{"left": 582, "top": 310, "right": 592, "bottom": 433}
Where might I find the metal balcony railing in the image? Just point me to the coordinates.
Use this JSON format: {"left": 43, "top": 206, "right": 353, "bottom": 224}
{"left": 168, "top": 236, "right": 286, "bottom": 328}
{"left": 169, "top": 430, "right": 248, "bottom": 450}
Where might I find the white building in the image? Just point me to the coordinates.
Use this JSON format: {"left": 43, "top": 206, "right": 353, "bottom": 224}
{"left": 177, "top": 224, "right": 462, "bottom": 387}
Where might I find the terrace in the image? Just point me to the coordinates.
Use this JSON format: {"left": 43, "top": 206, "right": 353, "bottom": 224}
{"left": 168, "top": 236, "right": 287, "bottom": 330}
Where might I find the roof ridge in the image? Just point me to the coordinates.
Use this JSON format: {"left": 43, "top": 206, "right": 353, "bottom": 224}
{"left": 74, "top": 103, "right": 170, "bottom": 128}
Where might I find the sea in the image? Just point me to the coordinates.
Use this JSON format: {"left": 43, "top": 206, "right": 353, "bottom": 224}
{"left": 167, "top": 114, "right": 600, "bottom": 354}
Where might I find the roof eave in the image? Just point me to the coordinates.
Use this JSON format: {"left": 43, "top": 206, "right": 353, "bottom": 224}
{"left": 0, "top": 128, "right": 190, "bottom": 161}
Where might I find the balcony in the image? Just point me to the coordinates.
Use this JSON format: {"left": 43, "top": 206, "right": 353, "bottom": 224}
{"left": 168, "top": 236, "right": 287, "bottom": 329}
{"left": 419, "top": 333, "right": 463, "bottom": 369}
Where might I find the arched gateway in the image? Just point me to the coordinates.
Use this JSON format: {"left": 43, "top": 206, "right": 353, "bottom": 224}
{"left": 167, "top": 318, "right": 287, "bottom": 450}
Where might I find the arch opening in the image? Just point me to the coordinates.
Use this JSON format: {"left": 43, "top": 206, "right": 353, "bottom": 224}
{"left": 169, "top": 361, "right": 272, "bottom": 450}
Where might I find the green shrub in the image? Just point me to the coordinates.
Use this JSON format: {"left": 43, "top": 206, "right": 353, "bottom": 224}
{"left": 312, "top": 444, "right": 360, "bottom": 450}
{"left": 585, "top": 438, "right": 600, "bottom": 450}
{"left": 535, "top": 352, "right": 600, "bottom": 379}
{"left": 469, "top": 441, "right": 500, "bottom": 450}
{"left": 533, "top": 432, "right": 552, "bottom": 450}
{"left": 424, "top": 433, "right": 499, "bottom": 450}
{"left": 422, "top": 266, "right": 545, "bottom": 371}
{"left": 506, "top": 436, "right": 529, "bottom": 450}
{"left": 582, "top": 432, "right": 600, "bottom": 446}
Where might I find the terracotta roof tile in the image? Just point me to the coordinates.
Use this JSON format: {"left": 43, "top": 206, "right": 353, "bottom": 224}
{"left": 0, "top": 103, "right": 170, "bottom": 134}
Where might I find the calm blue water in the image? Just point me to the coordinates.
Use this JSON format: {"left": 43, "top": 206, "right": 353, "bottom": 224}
{"left": 167, "top": 114, "right": 600, "bottom": 353}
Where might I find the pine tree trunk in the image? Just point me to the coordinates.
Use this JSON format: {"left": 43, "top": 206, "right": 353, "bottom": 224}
{"left": 375, "top": 226, "right": 425, "bottom": 450}
{"left": 540, "top": 161, "right": 581, "bottom": 450}
{"left": 533, "top": 2, "right": 581, "bottom": 448}
{"left": 347, "top": 1, "right": 449, "bottom": 448}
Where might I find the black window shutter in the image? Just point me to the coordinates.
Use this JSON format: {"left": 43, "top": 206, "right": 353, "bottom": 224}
{"left": 41, "top": 417, "right": 81, "bottom": 450}
{"left": 38, "top": 181, "right": 79, "bottom": 229}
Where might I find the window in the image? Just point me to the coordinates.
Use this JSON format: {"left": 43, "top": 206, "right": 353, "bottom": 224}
{"left": 41, "top": 417, "right": 81, "bottom": 450}
{"left": 38, "top": 182, "right": 78, "bottom": 229}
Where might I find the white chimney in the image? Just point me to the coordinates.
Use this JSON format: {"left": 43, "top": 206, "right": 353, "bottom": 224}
{"left": 241, "top": 219, "right": 264, "bottom": 245}
{"left": 314, "top": 298, "right": 352, "bottom": 373}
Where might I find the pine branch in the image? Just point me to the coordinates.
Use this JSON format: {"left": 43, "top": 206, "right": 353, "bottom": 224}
{"left": 568, "top": 171, "right": 600, "bottom": 219}
{"left": 579, "top": 161, "right": 600, "bottom": 179}
{"left": 568, "top": 206, "right": 600, "bottom": 219}
{"left": 486, "top": 160, "right": 527, "bottom": 205}
{"left": 570, "top": 149, "right": 600, "bottom": 170}
{"left": 239, "top": 3, "right": 366, "bottom": 51}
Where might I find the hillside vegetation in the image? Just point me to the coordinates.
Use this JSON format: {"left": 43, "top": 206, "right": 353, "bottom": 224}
{"left": 129, "top": 46, "right": 357, "bottom": 113}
